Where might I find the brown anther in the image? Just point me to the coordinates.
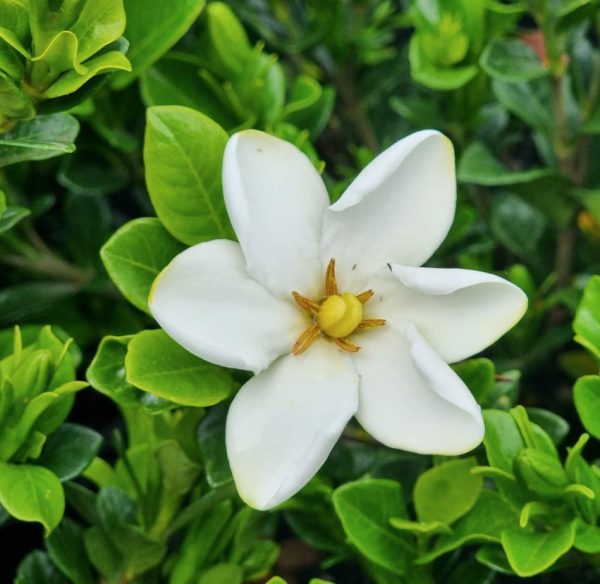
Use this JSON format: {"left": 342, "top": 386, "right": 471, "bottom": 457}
{"left": 356, "top": 289, "right": 374, "bottom": 303}
{"left": 325, "top": 258, "right": 338, "bottom": 296}
{"left": 356, "top": 318, "right": 386, "bottom": 331}
{"left": 332, "top": 337, "right": 360, "bottom": 353}
{"left": 292, "top": 291, "right": 320, "bottom": 315}
{"left": 292, "top": 324, "right": 321, "bottom": 356}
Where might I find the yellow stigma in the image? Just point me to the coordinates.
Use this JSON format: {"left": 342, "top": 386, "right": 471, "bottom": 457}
{"left": 317, "top": 293, "right": 364, "bottom": 339}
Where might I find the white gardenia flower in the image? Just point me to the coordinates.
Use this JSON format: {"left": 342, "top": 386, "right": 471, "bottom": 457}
{"left": 149, "top": 129, "right": 528, "bottom": 510}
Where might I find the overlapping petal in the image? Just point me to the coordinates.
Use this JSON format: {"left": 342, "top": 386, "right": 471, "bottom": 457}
{"left": 367, "top": 264, "right": 528, "bottom": 363}
{"left": 354, "top": 325, "right": 484, "bottom": 455}
{"left": 321, "top": 130, "right": 456, "bottom": 290}
{"left": 149, "top": 239, "right": 305, "bottom": 373}
{"left": 223, "top": 130, "right": 329, "bottom": 299}
{"left": 226, "top": 340, "right": 359, "bottom": 510}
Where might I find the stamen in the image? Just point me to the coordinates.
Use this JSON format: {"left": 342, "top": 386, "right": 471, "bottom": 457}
{"left": 356, "top": 318, "right": 386, "bottom": 330}
{"left": 292, "top": 291, "right": 320, "bottom": 315}
{"left": 333, "top": 337, "right": 360, "bottom": 353}
{"left": 356, "top": 289, "right": 374, "bottom": 303}
{"left": 292, "top": 324, "right": 321, "bottom": 355}
{"left": 325, "top": 258, "right": 338, "bottom": 296}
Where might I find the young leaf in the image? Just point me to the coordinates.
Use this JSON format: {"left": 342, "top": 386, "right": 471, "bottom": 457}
{"left": 574, "top": 276, "right": 600, "bottom": 359}
{"left": 501, "top": 521, "right": 576, "bottom": 577}
{"left": 125, "top": 329, "right": 233, "bottom": 407}
{"left": 332, "top": 479, "right": 414, "bottom": 576}
{"left": 0, "top": 461, "right": 64, "bottom": 534}
{"left": 574, "top": 376, "right": 600, "bottom": 439}
{"left": 101, "top": 218, "right": 185, "bottom": 314}
{"left": 414, "top": 457, "right": 483, "bottom": 525}
{"left": 144, "top": 106, "right": 233, "bottom": 244}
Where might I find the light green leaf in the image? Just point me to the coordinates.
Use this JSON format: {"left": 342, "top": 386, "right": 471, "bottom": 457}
{"left": 332, "top": 479, "right": 414, "bottom": 575}
{"left": 501, "top": 521, "right": 576, "bottom": 577}
{"left": 198, "top": 563, "right": 243, "bottom": 584}
{"left": 0, "top": 461, "right": 64, "bottom": 534}
{"left": 0, "top": 70, "right": 34, "bottom": 123}
{"left": 480, "top": 38, "right": 548, "bottom": 82}
{"left": 417, "top": 490, "right": 518, "bottom": 564}
{"left": 44, "top": 50, "right": 131, "bottom": 98}
{"left": 453, "top": 358, "right": 495, "bottom": 404}
{"left": 144, "top": 105, "right": 233, "bottom": 244}
{"left": 574, "top": 276, "right": 600, "bottom": 359}
{"left": 0, "top": 113, "right": 79, "bottom": 167}
{"left": 125, "top": 329, "right": 233, "bottom": 407}
{"left": 113, "top": 0, "right": 205, "bottom": 87}
{"left": 101, "top": 217, "right": 185, "bottom": 314}
{"left": 574, "top": 518, "right": 600, "bottom": 553}
{"left": 574, "top": 376, "right": 600, "bottom": 439}
{"left": 414, "top": 457, "right": 482, "bottom": 525}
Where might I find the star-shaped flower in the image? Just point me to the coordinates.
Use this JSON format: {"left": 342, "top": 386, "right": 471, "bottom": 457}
{"left": 149, "top": 129, "right": 527, "bottom": 510}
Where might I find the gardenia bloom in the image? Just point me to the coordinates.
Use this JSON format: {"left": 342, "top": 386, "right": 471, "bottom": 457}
{"left": 149, "top": 129, "right": 528, "bottom": 510}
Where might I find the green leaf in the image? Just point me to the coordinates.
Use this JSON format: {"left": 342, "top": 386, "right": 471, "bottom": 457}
{"left": 44, "top": 50, "right": 132, "bottom": 98}
{"left": 332, "top": 479, "right": 414, "bottom": 575}
{"left": 30, "top": 0, "right": 126, "bottom": 62}
{"left": 84, "top": 525, "right": 124, "bottom": 582}
{"left": 490, "top": 192, "right": 547, "bottom": 261}
{"left": 513, "top": 448, "right": 568, "bottom": 499}
{"left": 417, "top": 490, "right": 518, "bottom": 564}
{"left": 0, "top": 71, "right": 34, "bottom": 124}
{"left": 37, "top": 423, "right": 102, "bottom": 481}
{"left": 15, "top": 550, "right": 68, "bottom": 584}
{"left": 574, "top": 275, "right": 600, "bottom": 359}
{"left": 0, "top": 204, "right": 30, "bottom": 233}
{"left": 0, "top": 190, "right": 5, "bottom": 214}
{"left": 414, "top": 457, "right": 482, "bottom": 525}
{"left": 574, "top": 518, "right": 600, "bottom": 553}
{"left": 126, "top": 329, "right": 233, "bottom": 407}
{"left": 0, "top": 461, "right": 64, "bottom": 534}
{"left": 458, "top": 142, "right": 555, "bottom": 186}
{"left": 46, "top": 517, "right": 96, "bottom": 584}
{"left": 527, "top": 407, "right": 570, "bottom": 445}
{"left": 197, "top": 403, "right": 233, "bottom": 487}
{"left": 198, "top": 563, "right": 243, "bottom": 584}
{"left": 453, "top": 358, "right": 495, "bottom": 404}
{"left": 144, "top": 105, "right": 233, "bottom": 244}
{"left": 574, "top": 375, "right": 600, "bottom": 438}
{"left": 101, "top": 217, "right": 185, "bottom": 314}
{"left": 0, "top": 113, "right": 79, "bottom": 167}
{"left": 501, "top": 521, "right": 576, "bottom": 577}
{"left": 480, "top": 38, "right": 548, "bottom": 82}
{"left": 492, "top": 79, "right": 554, "bottom": 133}
{"left": 113, "top": 0, "right": 206, "bottom": 87}
{"left": 140, "top": 55, "right": 237, "bottom": 130}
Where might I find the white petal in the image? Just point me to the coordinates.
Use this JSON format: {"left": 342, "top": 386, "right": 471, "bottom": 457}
{"left": 355, "top": 325, "right": 484, "bottom": 455}
{"left": 368, "top": 264, "right": 528, "bottom": 363}
{"left": 223, "top": 130, "right": 329, "bottom": 298}
{"left": 149, "top": 239, "right": 305, "bottom": 373}
{"left": 321, "top": 130, "right": 456, "bottom": 290}
{"left": 226, "top": 340, "right": 359, "bottom": 510}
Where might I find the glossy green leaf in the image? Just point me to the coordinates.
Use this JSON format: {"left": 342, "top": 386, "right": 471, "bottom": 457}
{"left": 501, "top": 521, "right": 576, "bottom": 577}
{"left": 113, "top": 0, "right": 205, "bottom": 87}
{"left": 414, "top": 457, "right": 482, "bottom": 525}
{"left": 37, "top": 423, "right": 102, "bottom": 481}
{"left": 126, "top": 329, "right": 233, "bottom": 407}
{"left": 144, "top": 105, "right": 233, "bottom": 244}
{"left": 332, "top": 479, "right": 413, "bottom": 575}
{"left": 0, "top": 461, "right": 64, "bottom": 534}
{"left": 197, "top": 403, "right": 233, "bottom": 487}
{"left": 481, "top": 38, "right": 548, "bottom": 82}
{"left": 0, "top": 113, "right": 79, "bottom": 167}
{"left": 101, "top": 217, "right": 185, "bottom": 314}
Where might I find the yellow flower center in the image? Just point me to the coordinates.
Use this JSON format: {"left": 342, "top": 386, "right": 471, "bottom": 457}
{"left": 318, "top": 293, "right": 363, "bottom": 338}
{"left": 290, "top": 259, "right": 385, "bottom": 356}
